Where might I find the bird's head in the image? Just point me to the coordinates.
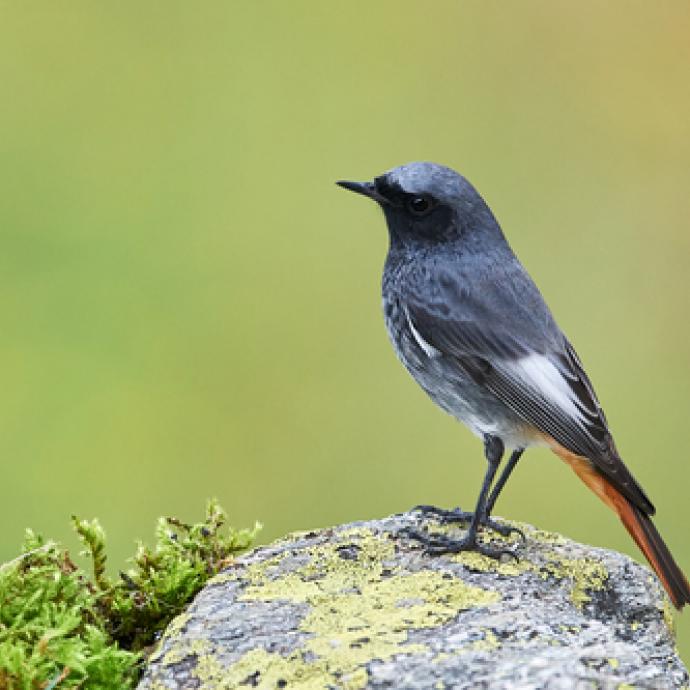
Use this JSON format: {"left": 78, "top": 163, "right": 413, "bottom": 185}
{"left": 338, "top": 162, "right": 503, "bottom": 252}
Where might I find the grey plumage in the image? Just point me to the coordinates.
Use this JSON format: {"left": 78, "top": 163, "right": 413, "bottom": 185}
{"left": 338, "top": 162, "right": 651, "bottom": 515}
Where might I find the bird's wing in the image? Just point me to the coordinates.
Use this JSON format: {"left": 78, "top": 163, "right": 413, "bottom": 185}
{"left": 405, "top": 264, "right": 654, "bottom": 514}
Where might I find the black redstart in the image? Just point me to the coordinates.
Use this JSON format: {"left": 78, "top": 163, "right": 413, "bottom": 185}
{"left": 337, "top": 161, "right": 690, "bottom": 609}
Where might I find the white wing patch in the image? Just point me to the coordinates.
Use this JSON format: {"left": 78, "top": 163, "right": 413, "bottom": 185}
{"left": 406, "top": 312, "right": 440, "bottom": 358}
{"left": 506, "top": 353, "right": 586, "bottom": 424}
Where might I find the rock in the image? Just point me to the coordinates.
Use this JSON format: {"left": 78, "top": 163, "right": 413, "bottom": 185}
{"left": 138, "top": 512, "right": 688, "bottom": 689}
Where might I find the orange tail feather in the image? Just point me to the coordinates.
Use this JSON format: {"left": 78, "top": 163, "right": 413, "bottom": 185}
{"left": 552, "top": 446, "right": 690, "bottom": 609}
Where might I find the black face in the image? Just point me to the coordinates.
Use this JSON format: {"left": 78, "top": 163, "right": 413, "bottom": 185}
{"left": 372, "top": 176, "right": 457, "bottom": 246}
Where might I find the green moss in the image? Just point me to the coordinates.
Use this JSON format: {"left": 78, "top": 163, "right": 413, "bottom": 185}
{"left": 0, "top": 500, "right": 257, "bottom": 689}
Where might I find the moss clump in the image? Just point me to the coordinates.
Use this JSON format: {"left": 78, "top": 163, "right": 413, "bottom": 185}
{"left": 0, "top": 500, "right": 258, "bottom": 689}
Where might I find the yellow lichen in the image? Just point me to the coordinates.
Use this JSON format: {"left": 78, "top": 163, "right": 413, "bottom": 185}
{"left": 466, "top": 628, "right": 500, "bottom": 652}
{"left": 193, "top": 650, "right": 230, "bottom": 687}
{"left": 420, "top": 519, "right": 522, "bottom": 548}
{"left": 523, "top": 524, "right": 568, "bottom": 545}
{"left": 148, "top": 611, "right": 193, "bottom": 665}
{"left": 162, "top": 611, "right": 191, "bottom": 639}
{"left": 539, "top": 551, "right": 608, "bottom": 607}
{"left": 661, "top": 599, "right": 676, "bottom": 636}
{"left": 161, "top": 638, "right": 207, "bottom": 667}
{"left": 227, "top": 527, "right": 500, "bottom": 687}
{"left": 452, "top": 550, "right": 532, "bottom": 577}
{"left": 446, "top": 529, "right": 609, "bottom": 608}
{"left": 421, "top": 520, "right": 608, "bottom": 606}
{"left": 209, "top": 648, "right": 323, "bottom": 689}
{"left": 302, "top": 568, "right": 497, "bottom": 660}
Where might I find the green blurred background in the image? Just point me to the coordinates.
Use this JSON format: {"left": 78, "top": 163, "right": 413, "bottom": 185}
{"left": 2, "top": 0, "right": 689, "bottom": 661}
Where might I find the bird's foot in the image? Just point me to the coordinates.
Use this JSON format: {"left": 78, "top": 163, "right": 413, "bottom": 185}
{"left": 402, "top": 528, "right": 518, "bottom": 561}
{"left": 412, "top": 504, "right": 524, "bottom": 541}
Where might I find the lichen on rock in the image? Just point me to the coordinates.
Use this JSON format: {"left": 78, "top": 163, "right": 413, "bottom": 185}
{"left": 138, "top": 512, "right": 688, "bottom": 689}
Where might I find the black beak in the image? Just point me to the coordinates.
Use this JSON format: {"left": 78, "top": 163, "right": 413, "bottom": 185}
{"left": 336, "top": 179, "right": 388, "bottom": 204}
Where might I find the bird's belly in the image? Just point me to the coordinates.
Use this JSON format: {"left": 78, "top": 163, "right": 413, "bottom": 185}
{"left": 414, "top": 360, "right": 539, "bottom": 448}
{"left": 384, "top": 306, "right": 540, "bottom": 449}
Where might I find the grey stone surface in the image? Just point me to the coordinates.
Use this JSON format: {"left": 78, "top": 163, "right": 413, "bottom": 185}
{"left": 138, "top": 512, "right": 688, "bottom": 689}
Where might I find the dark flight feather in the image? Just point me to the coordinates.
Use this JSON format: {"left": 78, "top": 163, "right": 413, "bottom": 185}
{"left": 406, "top": 272, "right": 655, "bottom": 516}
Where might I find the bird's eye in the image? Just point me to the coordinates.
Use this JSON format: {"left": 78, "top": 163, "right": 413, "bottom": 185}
{"left": 408, "top": 195, "right": 433, "bottom": 216}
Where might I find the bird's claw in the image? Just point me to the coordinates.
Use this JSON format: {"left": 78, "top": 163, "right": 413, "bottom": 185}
{"left": 412, "top": 504, "right": 525, "bottom": 543}
{"left": 426, "top": 540, "right": 519, "bottom": 562}
{"left": 482, "top": 519, "right": 525, "bottom": 542}
{"left": 401, "top": 527, "right": 519, "bottom": 562}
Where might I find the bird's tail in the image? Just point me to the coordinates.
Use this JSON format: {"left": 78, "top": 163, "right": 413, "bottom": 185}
{"left": 622, "top": 503, "right": 690, "bottom": 610}
{"left": 554, "top": 448, "right": 690, "bottom": 609}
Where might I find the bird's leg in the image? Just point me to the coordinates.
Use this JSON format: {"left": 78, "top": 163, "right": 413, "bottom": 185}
{"left": 475, "top": 447, "right": 525, "bottom": 538}
{"left": 484, "top": 448, "right": 524, "bottom": 516}
{"left": 412, "top": 447, "right": 525, "bottom": 540}
{"left": 405, "top": 435, "right": 517, "bottom": 560}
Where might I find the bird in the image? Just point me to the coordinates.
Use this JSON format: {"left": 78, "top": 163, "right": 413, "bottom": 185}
{"left": 337, "top": 161, "right": 690, "bottom": 609}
